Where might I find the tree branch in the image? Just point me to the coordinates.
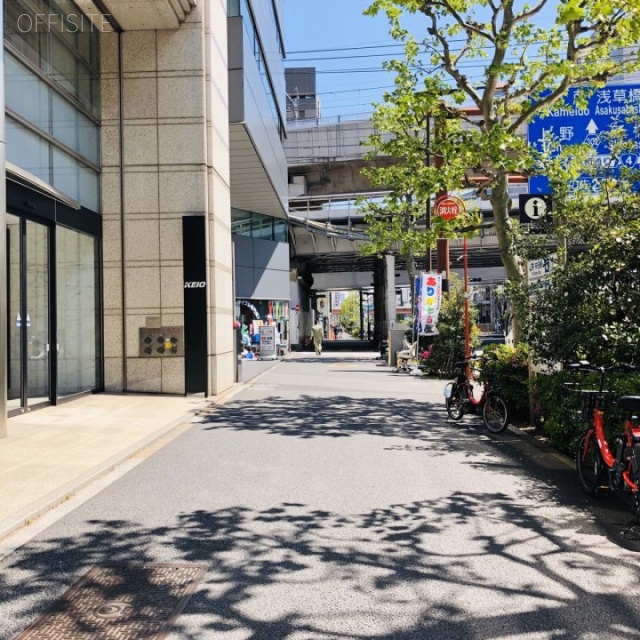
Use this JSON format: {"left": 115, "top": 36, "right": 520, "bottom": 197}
{"left": 421, "top": 6, "right": 483, "bottom": 109}
{"left": 512, "top": 0, "right": 550, "bottom": 24}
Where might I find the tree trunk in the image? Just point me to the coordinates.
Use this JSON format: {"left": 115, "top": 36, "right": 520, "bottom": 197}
{"left": 489, "top": 174, "right": 524, "bottom": 344}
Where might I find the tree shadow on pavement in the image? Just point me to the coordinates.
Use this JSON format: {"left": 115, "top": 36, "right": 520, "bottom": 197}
{"left": 199, "top": 393, "right": 640, "bottom": 550}
{"left": 2, "top": 491, "right": 640, "bottom": 639}
{"left": 200, "top": 394, "right": 464, "bottom": 445}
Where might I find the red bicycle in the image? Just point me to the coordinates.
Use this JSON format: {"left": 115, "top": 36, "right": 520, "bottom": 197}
{"left": 444, "top": 353, "right": 509, "bottom": 434}
{"left": 574, "top": 362, "right": 640, "bottom": 523}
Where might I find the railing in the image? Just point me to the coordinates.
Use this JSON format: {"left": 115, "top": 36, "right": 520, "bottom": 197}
{"left": 286, "top": 112, "right": 375, "bottom": 128}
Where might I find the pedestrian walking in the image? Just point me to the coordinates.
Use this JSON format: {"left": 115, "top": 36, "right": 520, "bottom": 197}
{"left": 310, "top": 321, "right": 324, "bottom": 355}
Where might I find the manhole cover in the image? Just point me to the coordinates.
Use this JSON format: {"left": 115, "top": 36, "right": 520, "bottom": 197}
{"left": 15, "top": 563, "right": 207, "bottom": 639}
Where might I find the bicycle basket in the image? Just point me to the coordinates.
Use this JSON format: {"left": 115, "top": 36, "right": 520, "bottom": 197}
{"left": 561, "top": 382, "right": 613, "bottom": 426}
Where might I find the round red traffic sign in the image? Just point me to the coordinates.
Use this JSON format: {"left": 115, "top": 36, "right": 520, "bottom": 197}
{"left": 295, "top": 304, "right": 300, "bottom": 312}
{"left": 434, "top": 195, "right": 465, "bottom": 221}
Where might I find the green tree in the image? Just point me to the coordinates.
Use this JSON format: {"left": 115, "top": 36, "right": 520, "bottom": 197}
{"left": 365, "top": 0, "right": 640, "bottom": 342}
{"left": 529, "top": 227, "right": 640, "bottom": 365}
{"left": 499, "top": 121, "right": 640, "bottom": 365}
{"left": 341, "top": 292, "right": 362, "bottom": 338}
{"left": 358, "top": 67, "right": 481, "bottom": 307}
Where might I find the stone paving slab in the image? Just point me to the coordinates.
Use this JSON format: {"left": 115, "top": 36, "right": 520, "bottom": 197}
{"left": 0, "top": 394, "right": 208, "bottom": 541}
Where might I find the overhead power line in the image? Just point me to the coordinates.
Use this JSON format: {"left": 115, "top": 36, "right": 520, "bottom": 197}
{"left": 288, "top": 52, "right": 410, "bottom": 62}
{"left": 287, "top": 36, "right": 568, "bottom": 57}
{"left": 287, "top": 43, "right": 409, "bottom": 54}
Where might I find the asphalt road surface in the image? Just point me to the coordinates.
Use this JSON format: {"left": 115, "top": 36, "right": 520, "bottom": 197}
{"left": 1, "top": 352, "right": 640, "bottom": 639}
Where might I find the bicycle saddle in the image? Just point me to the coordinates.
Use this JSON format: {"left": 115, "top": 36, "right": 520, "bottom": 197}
{"left": 618, "top": 396, "right": 640, "bottom": 412}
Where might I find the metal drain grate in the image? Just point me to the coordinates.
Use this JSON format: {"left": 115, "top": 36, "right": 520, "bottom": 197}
{"left": 15, "top": 563, "right": 207, "bottom": 639}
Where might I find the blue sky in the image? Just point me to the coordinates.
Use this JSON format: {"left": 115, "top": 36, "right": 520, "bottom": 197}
{"left": 282, "top": 1, "right": 564, "bottom": 119}
{"left": 283, "top": 0, "right": 428, "bottom": 118}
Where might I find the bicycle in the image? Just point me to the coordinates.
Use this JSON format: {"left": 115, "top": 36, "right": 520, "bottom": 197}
{"left": 574, "top": 362, "right": 640, "bottom": 524}
{"left": 443, "top": 352, "right": 510, "bottom": 434}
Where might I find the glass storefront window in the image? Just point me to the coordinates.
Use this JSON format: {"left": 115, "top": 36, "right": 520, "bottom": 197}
{"left": 78, "top": 166, "right": 99, "bottom": 212}
{"left": 236, "top": 299, "right": 290, "bottom": 347}
{"left": 76, "top": 109, "right": 100, "bottom": 165}
{"left": 52, "top": 92, "right": 79, "bottom": 153}
{"left": 251, "top": 215, "right": 273, "bottom": 239}
{"left": 7, "top": 53, "right": 100, "bottom": 168}
{"left": 7, "top": 115, "right": 100, "bottom": 211}
{"left": 231, "top": 208, "right": 288, "bottom": 243}
{"left": 50, "top": 34, "right": 76, "bottom": 95}
{"left": 56, "top": 226, "right": 99, "bottom": 397}
{"left": 231, "top": 208, "right": 253, "bottom": 237}
{"left": 5, "top": 54, "right": 49, "bottom": 131}
{"left": 6, "top": 118, "right": 51, "bottom": 182}
{"left": 4, "top": 1, "right": 41, "bottom": 68}
{"left": 52, "top": 147, "right": 79, "bottom": 202}
{"left": 274, "top": 219, "right": 288, "bottom": 242}
{"left": 4, "top": 0, "right": 101, "bottom": 116}
{"left": 4, "top": 3, "right": 101, "bottom": 212}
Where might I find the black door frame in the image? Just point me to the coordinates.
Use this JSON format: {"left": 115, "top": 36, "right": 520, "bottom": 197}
{"left": 7, "top": 214, "right": 54, "bottom": 416}
{"left": 5, "top": 180, "right": 104, "bottom": 417}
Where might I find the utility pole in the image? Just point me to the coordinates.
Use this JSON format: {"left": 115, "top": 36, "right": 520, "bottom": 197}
{"left": 425, "top": 113, "right": 432, "bottom": 272}
{"left": 433, "top": 116, "right": 450, "bottom": 292}
{"left": 463, "top": 237, "right": 470, "bottom": 358}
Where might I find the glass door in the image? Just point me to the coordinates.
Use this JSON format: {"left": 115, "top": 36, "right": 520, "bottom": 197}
{"left": 6, "top": 215, "right": 51, "bottom": 415}
{"left": 7, "top": 214, "right": 22, "bottom": 413}
{"left": 26, "top": 220, "right": 51, "bottom": 408}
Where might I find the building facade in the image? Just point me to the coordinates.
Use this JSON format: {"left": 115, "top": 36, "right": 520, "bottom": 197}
{"left": 228, "top": 0, "right": 290, "bottom": 349}
{"left": 1, "top": 0, "right": 288, "bottom": 435}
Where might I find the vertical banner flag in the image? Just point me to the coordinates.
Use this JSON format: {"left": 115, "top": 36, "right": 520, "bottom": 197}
{"left": 414, "top": 272, "right": 443, "bottom": 335}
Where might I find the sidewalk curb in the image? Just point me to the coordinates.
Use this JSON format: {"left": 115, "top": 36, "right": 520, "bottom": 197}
{"left": 0, "top": 365, "right": 278, "bottom": 544}
{"left": 0, "top": 356, "right": 292, "bottom": 544}
{"left": 0, "top": 402, "right": 206, "bottom": 543}
{"left": 507, "top": 423, "right": 574, "bottom": 469}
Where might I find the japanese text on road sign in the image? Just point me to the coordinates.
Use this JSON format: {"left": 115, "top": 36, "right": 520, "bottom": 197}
{"left": 528, "top": 84, "right": 640, "bottom": 195}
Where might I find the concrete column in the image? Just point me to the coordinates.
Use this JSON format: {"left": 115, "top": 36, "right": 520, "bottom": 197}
{"left": 0, "top": 0, "right": 7, "bottom": 437}
{"left": 101, "top": 0, "right": 233, "bottom": 397}
{"left": 384, "top": 254, "right": 396, "bottom": 332}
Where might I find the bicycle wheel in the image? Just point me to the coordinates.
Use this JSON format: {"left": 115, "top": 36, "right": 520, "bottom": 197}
{"left": 482, "top": 394, "right": 509, "bottom": 434}
{"left": 576, "top": 431, "right": 603, "bottom": 496}
{"left": 447, "top": 386, "right": 465, "bottom": 421}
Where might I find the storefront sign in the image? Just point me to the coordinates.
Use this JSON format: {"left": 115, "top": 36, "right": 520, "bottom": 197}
{"left": 259, "top": 325, "right": 277, "bottom": 359}
{"left": 239, "top": 300, "right": 261, "bottom": 319}
{"left": 434, "top": 195, "right": 466, "bottom": 221}
{"left": 183, "top": 216, "right": 208, "bottom": 392}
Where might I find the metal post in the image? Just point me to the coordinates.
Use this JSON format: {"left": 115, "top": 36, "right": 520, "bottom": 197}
{"left": 463, "top": 237, "right": 470, "bottom": 359}
{"left": 433, "top": 115, "right": 450, "bottom": 292}
{"left": 0, "top": 0, "right": 7, "bottom": 437}
{"left": 425, "top": 113, "right": 432, "bottom": 272}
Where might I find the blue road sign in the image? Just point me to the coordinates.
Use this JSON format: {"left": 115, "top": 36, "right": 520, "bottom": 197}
{"left": 528, "top": 84, "right": 640, "bottom": 194}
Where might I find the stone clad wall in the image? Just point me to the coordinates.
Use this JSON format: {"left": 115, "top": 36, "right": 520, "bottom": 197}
{"left": 101, "top": 0, "right": 234, "bottom": 396}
